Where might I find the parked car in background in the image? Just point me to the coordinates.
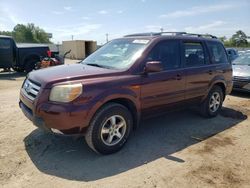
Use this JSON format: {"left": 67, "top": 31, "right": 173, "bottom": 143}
{"left": 19, "top": 32, "right": 232, "bottom": 154}
{"left": 0, "top": 35, "right": 52, "bottom": 72}
{"left": 226, "top": 48, "right": 239, "bottom": 62}
{"left": 232, "top": 52, "right": 250, "bottom": 92}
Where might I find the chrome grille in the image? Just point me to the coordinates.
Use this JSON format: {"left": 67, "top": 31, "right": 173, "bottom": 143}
{"left": 22, "top": 79, "right": 41, "bottom": 101}
{"left": 233, "top": 76, "right": 249, "bottom": 82}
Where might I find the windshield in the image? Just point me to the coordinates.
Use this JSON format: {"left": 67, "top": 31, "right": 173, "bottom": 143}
{"left": 81, "top": 38, "right": 150, "bottom": 69}
{"left": 233, "top": 52, "right": 250, "bottom": 65}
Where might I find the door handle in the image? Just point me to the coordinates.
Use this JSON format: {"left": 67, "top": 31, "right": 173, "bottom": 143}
{"left": 176, "top": 74, "right": 182, "bottom": 80}
{"left": 207, "top": 70, "right": 213, "bottom": 75}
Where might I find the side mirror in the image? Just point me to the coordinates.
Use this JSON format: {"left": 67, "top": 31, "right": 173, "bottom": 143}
{"left": 145, "top": 61, "right": 163, "bottom": 73}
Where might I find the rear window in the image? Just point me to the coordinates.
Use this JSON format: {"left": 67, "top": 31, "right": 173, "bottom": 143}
{"left": 0, "top": 38, "right": 11, "bottom": 49}
{"left": 184, "top": 42, "right": 205, "bottom": 67}
{"left": 207, "top": 42, "right": 228, "bottom": 64}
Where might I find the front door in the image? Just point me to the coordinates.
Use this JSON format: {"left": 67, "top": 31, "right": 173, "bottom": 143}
{"left": 140, "top": 40, "right": 185, "bottom": 116}
{"left": 0, "top": 38, "right": 13, "bottom": 68}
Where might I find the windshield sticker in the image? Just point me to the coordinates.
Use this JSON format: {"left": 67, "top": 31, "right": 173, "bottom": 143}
{"left": 132, "top": 39, "right": 149, "bottom": 44}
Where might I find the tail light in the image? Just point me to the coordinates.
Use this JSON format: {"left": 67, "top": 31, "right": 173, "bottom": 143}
{"left": 47, "top": 50, "right": 52, "bottom": 57}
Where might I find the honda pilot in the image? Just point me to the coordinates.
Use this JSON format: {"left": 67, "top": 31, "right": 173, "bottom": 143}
{"left": 19, "top": 32, "right": 232, "bottom": 154}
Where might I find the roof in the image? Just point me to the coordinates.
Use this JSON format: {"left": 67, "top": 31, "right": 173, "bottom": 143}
{"left": 123, "top": 32, "right": 219, "bottom": 42}
{"left": 0, "top": 35, "right": 13, "bottom": 39}
{"left": 16, "top": 43, "right": 48, "bottom": 48}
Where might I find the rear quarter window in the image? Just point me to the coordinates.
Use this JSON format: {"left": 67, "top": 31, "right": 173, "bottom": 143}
{"left": 207, "top": 41, "right": 228, "bottom": 64}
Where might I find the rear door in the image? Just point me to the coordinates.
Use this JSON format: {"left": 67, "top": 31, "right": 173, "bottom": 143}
{"left": 181, "top": 40, "right": 214, "bottom": 101}
{"left": 0, "top": 38, "right": 14, "bottom": 68}
{"left": 206, "top": 41, "right": 232, "bottom": 87}
{"left": 140, "top": 40, "right": 185, "bottom": 115}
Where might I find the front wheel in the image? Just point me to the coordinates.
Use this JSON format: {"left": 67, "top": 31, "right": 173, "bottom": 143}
{"left": 200, "top": 86, "right": 223, "bottom": 118}
{"left": 85, "top": 103, "right": 133, "bottom": 154}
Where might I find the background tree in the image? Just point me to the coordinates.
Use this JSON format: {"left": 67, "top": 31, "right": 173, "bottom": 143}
{"left": 219, "top": 36, "right": 226, "bottom": 42}
{"left": 231, "top": 30, "right": 248, "bottom": 47}
{"left": 0, "top": 23, "right": 52, "bottom": 43}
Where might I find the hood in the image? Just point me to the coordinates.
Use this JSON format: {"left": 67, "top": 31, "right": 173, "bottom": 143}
{"left": 232, "top": 64, "right": 250, "bottom": 78}
{"left": 28, "top": 64, "right": 118, "bottom": 87}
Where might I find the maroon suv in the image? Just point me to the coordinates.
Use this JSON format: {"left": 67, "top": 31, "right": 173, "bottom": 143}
{"left": 19, "top": 32, "right": 232, "bottom": 154}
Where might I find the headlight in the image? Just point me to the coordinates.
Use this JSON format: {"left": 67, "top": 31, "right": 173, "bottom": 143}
{"left": 49, "top": 83, "right": 83, "bottom": 103}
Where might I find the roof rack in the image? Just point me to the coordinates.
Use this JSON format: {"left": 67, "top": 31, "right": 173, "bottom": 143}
{"left": 124, "top": 33, "right": 160, "bottom": 37}
{"left": 124, "top": 32, "right": 217, "bottom": 39}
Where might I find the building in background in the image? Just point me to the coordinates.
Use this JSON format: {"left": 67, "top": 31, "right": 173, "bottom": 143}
{"left": 62, "top": 40, "right": 97, "bottom": 60}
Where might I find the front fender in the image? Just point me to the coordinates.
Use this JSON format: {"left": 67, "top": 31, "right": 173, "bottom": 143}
{"left": 85, "top": 87, "right": 141, "bottom": 126}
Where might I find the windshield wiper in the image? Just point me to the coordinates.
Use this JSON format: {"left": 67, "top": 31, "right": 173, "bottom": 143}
{"left": 85, "top": 63, "right": 113, "bottom": 69}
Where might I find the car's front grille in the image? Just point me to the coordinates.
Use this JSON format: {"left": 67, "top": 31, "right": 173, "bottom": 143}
{"left": 22, "top": 79, "right": 41, "bottom": 101}
{"left": 233, "top": 76, "right": 250, "bottom": 83}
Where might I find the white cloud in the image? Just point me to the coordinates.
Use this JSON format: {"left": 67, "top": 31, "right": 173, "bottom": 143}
{"left": 81, "top": 16, "right": 91, "bottom": 20}
{"left": 184, "top": 21, "right": 226, "bottom": 33}
{"left": 64, "top": 6, "right": 72, "bottom": 11}
{"left": 98, "top": 10, "right": 108, "bottom": 14}
{"left": 117, "top": 10, "right": 124, "bottom": 14}
{"left": 51, "top": 11, "right": 64, "bottom": 15}
{"left": 46, "top": 23, "right": 102, "bottom": 42}
{"left": 160, "top": 4, "right": 236, "bottom": 18}
{"left": 0, "top": 7, "right": 24, "bottom": 30}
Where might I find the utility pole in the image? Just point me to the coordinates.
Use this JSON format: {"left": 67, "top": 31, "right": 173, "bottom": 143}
{"left": 106, "top": 33, "right": 109, "bottom": 43}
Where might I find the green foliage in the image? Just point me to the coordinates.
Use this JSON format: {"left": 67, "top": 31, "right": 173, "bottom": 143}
{"left": 0, "top": 23, "right": 52, "bottom": 43}
{"left": 220, "top": 30, "right": 250, "bottom": 48}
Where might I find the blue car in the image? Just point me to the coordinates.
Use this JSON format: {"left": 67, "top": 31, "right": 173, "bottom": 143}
{"left": 227, "top": 48, "right": 239, "bottom": 62}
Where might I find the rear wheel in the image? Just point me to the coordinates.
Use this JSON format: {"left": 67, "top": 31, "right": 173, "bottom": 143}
{"left": 25, "top": 59, "right": 38, "bottom": 73}
{"left": 85, "top": 103, "right": 133, "bottom": 154}
{"left": 200, "top": 86, "right": 223, "bottom": 117}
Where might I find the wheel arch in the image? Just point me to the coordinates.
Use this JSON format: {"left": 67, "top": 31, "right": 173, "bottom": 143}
{"left": 89, "top": 97, "right": 140, "bottom": 130}
{"left": 205, "top": 80, "right": 226, "bottom": 101}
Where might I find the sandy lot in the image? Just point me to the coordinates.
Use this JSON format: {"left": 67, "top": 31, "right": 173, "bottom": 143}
{"left": 0, "top": 62, "right": 250, "bottom": 188}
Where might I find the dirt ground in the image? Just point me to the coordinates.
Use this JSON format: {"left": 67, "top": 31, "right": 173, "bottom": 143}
{"left": 0, "top": 62, "right": 250, "bottom": 188}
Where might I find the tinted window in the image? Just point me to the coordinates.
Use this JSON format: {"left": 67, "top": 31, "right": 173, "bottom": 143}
{"left": 0, "top": 39, "right": 11, "bottom": 49}
{"left": 207, "top": 42, "right": 228, "bottom": 64}
{"left": 147, "top": 41, "right": 180, "bottom": 70}
{"left": 184, "top": 42, "right": 205, "bottom": 67}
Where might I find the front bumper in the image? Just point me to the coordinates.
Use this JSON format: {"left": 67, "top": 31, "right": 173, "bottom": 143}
{"left": 233, "top": 77, "right": 250, "bottom": 92}
{"left": 19, "top": 91, "right": 91, "bottom": 135}
{"left": 19, "top": 101, "right": 52, "bottom": 132}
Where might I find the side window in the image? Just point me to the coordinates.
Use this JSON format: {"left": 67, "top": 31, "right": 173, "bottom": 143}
{"left": 147, "top": 41, "right": 180, "bottom": 70}
{"left": 0, "top": 39, "right": 11, "bottom": 49}
{"left": 207, "top": 42, "right": 228, "bottom": 64}
{"left": 184, "top": 42, "right": 205, "bottom": 67}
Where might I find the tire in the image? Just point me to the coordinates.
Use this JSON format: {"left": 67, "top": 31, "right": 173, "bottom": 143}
{"left": 85, "top": 103, "right": 133, "bottom": 154}
{"left": 12, "top": 67, "right": 24, "bottom": 72}
{"left": 25, "top": 60, "right": 37, "bottom": 73}
{"left": 200, "top": 86, "right": 223, "bottom": 118}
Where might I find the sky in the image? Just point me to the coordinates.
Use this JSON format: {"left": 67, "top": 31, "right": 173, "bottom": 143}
{"left": 0, "top": 0, "right": 250, "bottom": 44}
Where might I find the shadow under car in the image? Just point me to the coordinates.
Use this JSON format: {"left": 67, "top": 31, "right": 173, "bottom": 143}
{"left": 23, "top": 107, "right": 247, "bottom": 182}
